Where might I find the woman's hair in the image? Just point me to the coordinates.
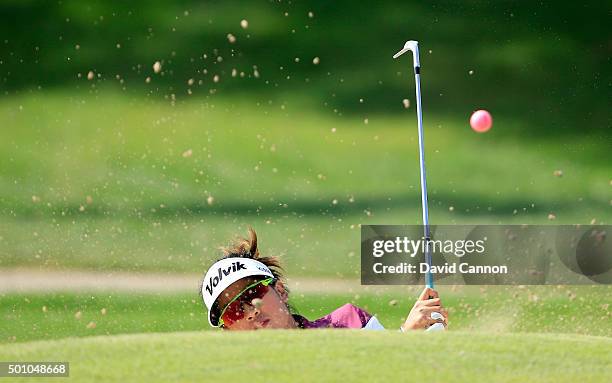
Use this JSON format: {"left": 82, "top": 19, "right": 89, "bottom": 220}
{"left": 218, "top": 227, "right": 285, "bottom": 282}
{"left": 200, "top": 227, "right": 294, "bottom": 324}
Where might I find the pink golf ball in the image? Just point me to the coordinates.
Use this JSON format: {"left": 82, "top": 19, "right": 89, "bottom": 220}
{"left": 470, "top": 110, "right": 493, "bottom": 133}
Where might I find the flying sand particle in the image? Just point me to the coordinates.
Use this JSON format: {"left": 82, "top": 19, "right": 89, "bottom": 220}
{"left": 153, "top": 61, "right": 162, "bottom": 74}
{"left": 251, "top": 298, "right": 263, "bottom": 308}
{"left": 240, "top": 19, "right": 248, "bottom": 29}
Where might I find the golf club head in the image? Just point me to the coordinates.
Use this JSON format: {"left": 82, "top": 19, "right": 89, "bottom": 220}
{"left": 393, "top": 40, "right": 420, "bottom": 68}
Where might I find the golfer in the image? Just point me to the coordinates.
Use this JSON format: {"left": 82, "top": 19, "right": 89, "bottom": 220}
{"left": 200, "top": 228, "right": 448, "bottom": 331}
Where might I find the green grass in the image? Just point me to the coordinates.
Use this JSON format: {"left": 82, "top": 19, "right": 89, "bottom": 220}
{"left": 1, "top": 331, "right": 610, "bottom": 382}
{"left": 1, "top": 1, "right": 609, "bottom": 136}
{"left": 2, "top": 286, "right": 610, "bottom": 344}
{"left": 1, "top": 91, "right": 609, "bottom": 213}
{"left": 0, "top": 90, "right": 609, "bottom": 275}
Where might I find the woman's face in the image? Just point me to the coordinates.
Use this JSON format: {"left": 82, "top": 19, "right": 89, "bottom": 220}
{"left": 215, "top": 278, "right": 296, "bottom": 330}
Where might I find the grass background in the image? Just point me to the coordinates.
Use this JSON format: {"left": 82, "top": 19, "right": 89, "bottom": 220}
{"left": 1, "top": 1, "right": 610, "bottom": 275}
{"left": 0, "top": 91, "right": 609, "bottom": 276}
{"left": 1, "top": 331, "right": 610, "bottom": 382}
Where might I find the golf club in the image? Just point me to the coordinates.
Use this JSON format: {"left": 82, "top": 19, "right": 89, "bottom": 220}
{"left": 394, "top": 40, "right": 445, "bottom": 332}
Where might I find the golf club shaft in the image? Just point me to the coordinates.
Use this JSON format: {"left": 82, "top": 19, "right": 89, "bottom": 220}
{"left": 413, "top": 61, "right": 434, "bottom": 290}
{"left": 395, "top": 40, "right": 443, "bottom": 330}
{"left": 393, "top": 41, "right": 434, "bottom": 290}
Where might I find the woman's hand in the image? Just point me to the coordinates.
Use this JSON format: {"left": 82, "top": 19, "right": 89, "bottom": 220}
{"left": 401, "top": 287, "right": 448, "bottom": 331}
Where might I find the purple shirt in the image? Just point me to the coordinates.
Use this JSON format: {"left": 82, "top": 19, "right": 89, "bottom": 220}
{"left": 293, "top": 303, "right": 373, "bottom": 329}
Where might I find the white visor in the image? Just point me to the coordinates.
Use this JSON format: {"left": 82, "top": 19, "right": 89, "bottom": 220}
{"left": 201, "top": 257, "right": 274, "bottom": 327}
